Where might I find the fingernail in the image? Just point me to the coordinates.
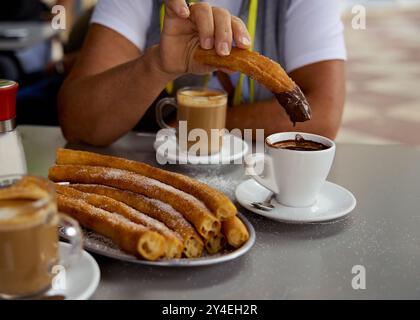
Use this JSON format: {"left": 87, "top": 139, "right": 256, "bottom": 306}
{"left": 203, "top": 38, "right": 213, "bottom": 49}
{"left": 178, "top": 6, "right": 189, "bottom": 17}
{"left": 241, "top": 36, "right": 251, "bottom": 46}
{"left": 219, "top": 42, "right": 230, "bottom": 56}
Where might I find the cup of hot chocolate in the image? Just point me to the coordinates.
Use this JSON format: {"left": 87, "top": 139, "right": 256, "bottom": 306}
{"left": 0, "top": 175, "right": 82, "bottom": 299}
{"left": 246, "top": 132, "right": 335, "bottom": 207}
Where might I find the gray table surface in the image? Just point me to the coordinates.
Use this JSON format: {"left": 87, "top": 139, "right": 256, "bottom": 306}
{"left": 19, "top": 125, "right": 420, "bottom": 300}
{"left": 0, "top": 22, "right": 57, "bottom": 51}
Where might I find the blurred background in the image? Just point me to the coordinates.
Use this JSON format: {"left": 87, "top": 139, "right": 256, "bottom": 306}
{"left": 338, "top": 0, "right": 420, "bottom": 145}
{"left": 0, "top": 0, "right": 419, "bottom": 145}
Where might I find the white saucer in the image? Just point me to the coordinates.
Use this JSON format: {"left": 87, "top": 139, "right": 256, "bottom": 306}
{"left": 47, "top": 242, "right": 100, "bottom": 300}
{"left": 154, "top": 133, "right": 249, "bottom": 165}
{"left": 235, "top": 179, "right": 357, "bottom": 224}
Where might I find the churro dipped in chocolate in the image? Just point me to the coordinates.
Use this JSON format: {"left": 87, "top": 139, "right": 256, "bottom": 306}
{"left": 57, "top": 194, "right": 166, "bottom": 261}
{"left": 194, "top": 47, "right": 311, "bottom": 124}
{"left": 48, "top": 165, "right": 221, "bottom": 240}
{"left": 56, "top": 185, "right": 183, "bottom": 259}
{"left": 222, "top": 216, "right": 250, "bottom": 248}
{"left": 55, "top": 149, "right": 237, "bottom": 220}
{"left": 71, "top": 184, "right": 204, "bottom": 258}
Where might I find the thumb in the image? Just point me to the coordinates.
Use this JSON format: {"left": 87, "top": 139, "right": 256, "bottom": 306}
{"left": 164, "top": 0, "right": 190, "bottom": 19}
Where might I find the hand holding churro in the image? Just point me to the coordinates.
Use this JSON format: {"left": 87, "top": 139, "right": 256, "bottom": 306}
{"left": 194, "top": 47, "right": 312, "bottom": 124}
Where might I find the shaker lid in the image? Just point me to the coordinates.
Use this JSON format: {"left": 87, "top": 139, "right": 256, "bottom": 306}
{"left": 0, "top": 80, "right": 19, "bottom": 122}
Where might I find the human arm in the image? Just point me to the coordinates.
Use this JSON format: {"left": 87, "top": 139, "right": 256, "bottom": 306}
{"left": 58, "top": 0, "right": 251, "bottom": 146}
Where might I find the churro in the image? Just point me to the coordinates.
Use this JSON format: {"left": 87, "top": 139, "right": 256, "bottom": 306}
{"left": 56, "top": 185, "right": 183, "bottom": 259}
{"left": 222, "top": 216, "right": 249, "bottom": 248}
{"left": 71, "top": 184, "right": 204, "bottom": 258}
{"left": 48, "top": 165, "right": 221, "bottom": 240}
{"left": 194, "top": 47, "right": 311, "bottom": 124}
{"left": 57, "top": 194, "right": 165, "bottom": 260}
{"left": 55, "top": 148, "right": 236, "bottom": 220}
{"left": 205, "top": 233, "right": 226, "bottom": 255}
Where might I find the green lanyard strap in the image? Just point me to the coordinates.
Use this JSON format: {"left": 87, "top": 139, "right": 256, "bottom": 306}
{"left": 233, "top": 0, "right": 258, "bottom": 106}
{"left": 160, "top": 0, "right": 258, "bottom": 104}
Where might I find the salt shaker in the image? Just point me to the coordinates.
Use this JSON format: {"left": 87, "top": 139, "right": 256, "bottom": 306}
{"left": 0, "top": 80, "right": 27, "bottom": 176}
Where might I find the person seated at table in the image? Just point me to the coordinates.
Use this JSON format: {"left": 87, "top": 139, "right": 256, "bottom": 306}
{"left": 58, "top": 0, "right": 347, "bottom": 146}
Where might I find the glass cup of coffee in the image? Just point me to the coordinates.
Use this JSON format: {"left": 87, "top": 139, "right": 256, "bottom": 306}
{"left": 156, "top": 87, "right": 228, "bottom": 156}
{"left": 0, "top": 175, "right": 82, "bottom": 299}
{"left": 246, "top": 132, "right": 336, "bottom": 207}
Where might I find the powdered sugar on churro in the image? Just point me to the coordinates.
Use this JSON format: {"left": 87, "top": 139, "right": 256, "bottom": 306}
{"left": 99, "top": 168, "right": 212, "bottom": 214}
{"left": 57, "top": 184, "right": 182, "bottom": 242}
{"left": 55, "top": 149, "right": 236, "bottom": 219}
{"left": 143, "top": 196, "right": 196, "bottom": 232}
{"left": 57, "top": 193, "right": 149, "bottom": 235}
{"left": 71, "top": 184, "right": 202, "bottom": 245}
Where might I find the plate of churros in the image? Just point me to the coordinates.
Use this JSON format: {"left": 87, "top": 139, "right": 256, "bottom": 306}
{"left": 49, "top": 149, "right": 255, "bottom": 266}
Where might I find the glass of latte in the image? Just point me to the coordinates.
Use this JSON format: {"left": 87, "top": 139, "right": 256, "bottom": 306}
{"left": 0, "top": 175, "right": 82, "bottom": 299}
{"left": 156, "top": 87, "right": 228, "bottom": 156}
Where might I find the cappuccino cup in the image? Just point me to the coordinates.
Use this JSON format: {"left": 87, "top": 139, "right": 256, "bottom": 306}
{"left": 0, "top": 175, "right": 82, "bottom": 299}
{"left": 156, "top": 87, "right": 227, "bottom": 156}
{"left": 246, "top": 132, "right": 336, "bottom": 207}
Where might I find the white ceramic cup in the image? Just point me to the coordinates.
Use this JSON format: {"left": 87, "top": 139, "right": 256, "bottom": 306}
{"left": 246, "top": 132, "right": 336, "bottom": 207}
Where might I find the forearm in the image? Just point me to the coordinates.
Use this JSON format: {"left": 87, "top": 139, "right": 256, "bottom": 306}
{"left": 226, "top": 93, "right": 343, "bottom": 140}
{"left": 58, "top": 46, "right": 175, "bottom": 146}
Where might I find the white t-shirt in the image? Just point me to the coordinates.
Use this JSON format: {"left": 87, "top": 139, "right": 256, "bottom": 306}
{"left": 91, "top": 0, "right": 346, "bottom": 73}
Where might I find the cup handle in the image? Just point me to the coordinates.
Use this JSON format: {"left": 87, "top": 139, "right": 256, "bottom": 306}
{"left": 156, "top": 97, "right": 177, "bottom": 130}
{"left": 245, "top": 153, "right": 280, "bottom": 194}
{"left": 58, "top": 213, "right": 82, "bottom": 268}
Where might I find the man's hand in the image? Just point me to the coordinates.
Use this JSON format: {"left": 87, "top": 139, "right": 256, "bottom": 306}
{"left": 159, "top": 0, "right": 251, "bottom": 76}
